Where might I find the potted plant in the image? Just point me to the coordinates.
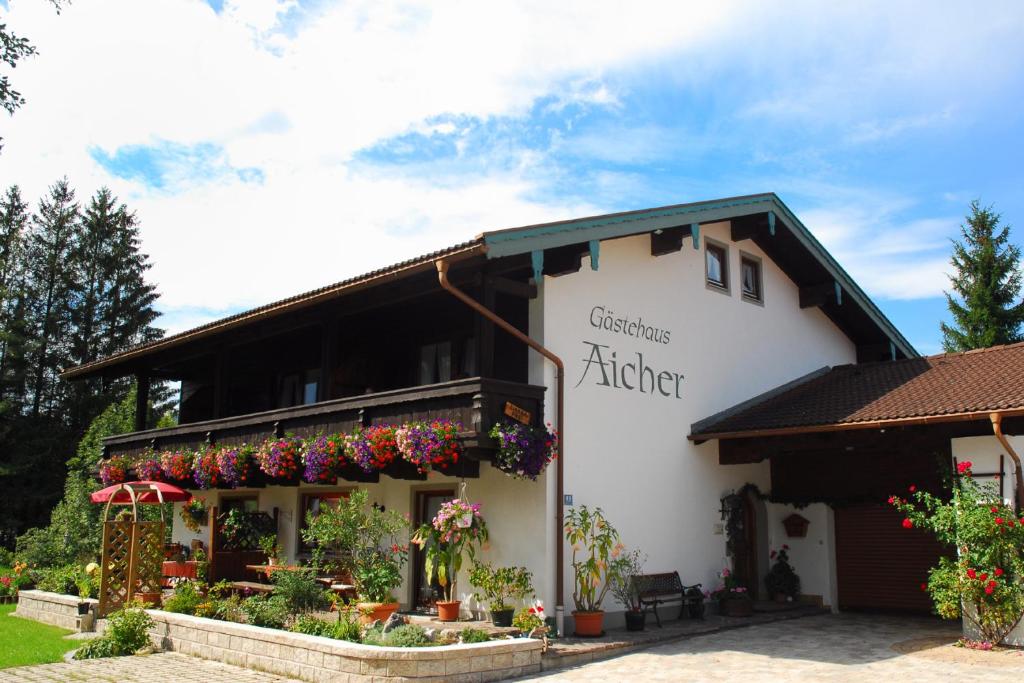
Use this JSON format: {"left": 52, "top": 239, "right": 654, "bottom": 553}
{"left": 396, "top": 420, "right": 463, "bottom": 474}
{"left": 180, "top": 499, "right": 208, "bottom": 533}
{"left": 301, "top": 434, "right": 346, "bottom": 484}
{"left": 99, "top": 455, "right": 129, "bottom": 486}
{"left": 764, "top": 545, "right": 800, "bottom": 603}
{"left": 469, "top": 562, "right": 534, "bottom": 627}
{"left": 258, "top": 534, "right": 283, "bottom": 566}
{"left": 412, "top": 498, "right": 488, "bottom": 621}
{"left": 216, "top": 444, "right": 258, "bottom": 488}
{"left": 565, "top": 505, "right": 623, "bottom": 636}
{"left": 608, "top": 548, "right": 647, "bottom": 631}
{"left": 76, "top": 577, "right": 92, "bottom": 615}
{"left": 711, "top": 567, "right": 753, "bottom": 617}
{"left": 255, "top": 436, "right": 302, "bottom": 483}
{"left": 0, "top": 576, "right": 14, "bottom": 604}
{"left": 135, "top": 453, "right": 164, "bottom": 482}
{"left": 160, "top": 450, "right": 196, "bottom": 487}
{"left": 302, "top": 488, "right": 410, "bottom": 624}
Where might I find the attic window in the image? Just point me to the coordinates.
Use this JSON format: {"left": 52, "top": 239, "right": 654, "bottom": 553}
{"left": 705, "top": 240, "right": 728, "bottom": 291}
{"left": 740, "top": 253, "right": 763, "bottom": 303}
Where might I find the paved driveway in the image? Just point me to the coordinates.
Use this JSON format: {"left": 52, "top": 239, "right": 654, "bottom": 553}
{"left": 0, "top": 651, "right": 299, "bottom": 682}
{"left": 521, "top": 613, "right": 1024, "bottom": 682}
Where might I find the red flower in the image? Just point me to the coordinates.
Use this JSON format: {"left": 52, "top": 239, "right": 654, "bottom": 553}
{"left": 985, "top": 585, "right": 995, "bottom": 595}
{"left": 887, "top": 496, "right": 896, "bottom": 505}
{"left": 901, "top": 518, "right": 913, "bottom": 529}
{"left": 995, "top": 568, "right": 1004, "bottom": 577}
{"left": 995, "top": 517, "right": 1004, "bottom": 525}
{"left": 979, "top": 572, "right": 988, "bottom": 581}
{"left": 991, "top": 506, "right": 999, "bottom": 513}
{"left": 987, "top": 580, "right": 997, "bottom": 588}
{"left": 966, "top": 568, "right": 977, "bottom": 579}
{"left": 920, "top": 582, "right": 928, "bottom": 591}
{"left": 908, "top": 485, "right": 916, "bottom": 492}
{"left": 956, "top": 461, "right": 972, "bottom": 474}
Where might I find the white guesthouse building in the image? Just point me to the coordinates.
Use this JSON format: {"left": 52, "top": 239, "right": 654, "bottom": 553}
{"left": 67, "top": 193, "right": 1023, "bottom": 633}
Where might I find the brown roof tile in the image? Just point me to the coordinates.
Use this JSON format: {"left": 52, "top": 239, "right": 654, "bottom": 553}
{"left": 691, "top": 342, "right": 1024, "bottom": 438}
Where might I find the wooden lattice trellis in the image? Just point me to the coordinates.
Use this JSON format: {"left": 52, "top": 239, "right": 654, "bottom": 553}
{"left": 97, "top": 486, "right": 167, "bottom": 617}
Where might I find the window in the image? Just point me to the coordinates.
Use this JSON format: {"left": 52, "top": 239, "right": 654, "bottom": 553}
{"left": 705, "top": 240, "right": 728, "bottom": 291}
{"left": 740, "top": 254, "right": 763, "bottom": 303}
{"left": 418, "top": 341, "right": 453, "bottom": 385}
{"left": 299, "top": 490, "right": 349, "bottom": 553}
{"left": 220, "top": 495, "right": 258, "bottom": 514}
{"left": 277, "top": 369, "right": 320, "bottom": 408}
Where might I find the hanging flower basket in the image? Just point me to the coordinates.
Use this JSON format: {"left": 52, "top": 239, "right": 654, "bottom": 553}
{"left": 180, "top": 499, "right": 208, "bottom": 533}
{"left": 255, "top": 436, "right": 302, "bottom": 483}
{"left": 348, "top": 425, "right": 400, "bottom": 472}
{"left": 302, "top": 433, "right": 346, "bottom": 484}
{"left": 216, "top": 444, "right": 258, "bottom": 488}
{"left": 397, "top": 419, "right": 463, "bottom": 474}
{"left": 160, "top": 450, "right": 196, "bottom": 487}
{"left": 99, "top": 456, "right": 129, "bottom": 486}
{"left": 488, "top": 419, "right": 558, "bottom": 480}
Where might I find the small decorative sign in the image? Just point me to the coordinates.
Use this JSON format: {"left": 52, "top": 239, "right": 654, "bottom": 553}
{"left": 782, "top": 513, "right": 810, "bottom": 538}
{"left": 504, "top": 401, "right": 532, "bottom": 425}
{"left": 563, "top": 494, "right": 574, "bottom": 506}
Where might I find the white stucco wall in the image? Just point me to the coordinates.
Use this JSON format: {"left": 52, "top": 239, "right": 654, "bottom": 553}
{"left": 170, "top": 463, "right": 549, "bottom": 614}
{"left": 538, "top": 223, "right": 857, "bottom": 618}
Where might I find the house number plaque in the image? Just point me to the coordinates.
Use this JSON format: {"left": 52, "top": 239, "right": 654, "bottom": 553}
{"left": 503, "top": 402, "right": 532, "bottom": 425}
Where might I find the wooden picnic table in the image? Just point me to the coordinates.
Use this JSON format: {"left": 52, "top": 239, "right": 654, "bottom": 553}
{"left": 245, "top": 563, "right": 304, "bottom": 581}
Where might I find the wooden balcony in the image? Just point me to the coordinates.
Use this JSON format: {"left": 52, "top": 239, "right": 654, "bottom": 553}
{"left": 103, "top": 377, "right": 546, "bottom": 481}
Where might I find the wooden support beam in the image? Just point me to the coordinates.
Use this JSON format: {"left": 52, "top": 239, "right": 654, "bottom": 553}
{"left": 319, "top": 319, "right": 339, "bottom": 401}
{"left": 542, "top": 243, "right": 588, "bottom": 277}
{"left": 134, "top": 374, "right": 149, "bottom": 432}
{"left": 212, "top": 349, "right": 227, "bottom": 419}
{"left": 649, "top": 224, "right": 701, "bottom": 256}
{"left": 476, "top": 280, "right": 496, "bottom": 377}
{"left": 588, "top": 240, "right": 600, "bottom": 271}
{"left": 799, "top": 281, "right": 841, "bottom": 309}
{"left": 531, "top": 250, "right": 543, "bottom": 282}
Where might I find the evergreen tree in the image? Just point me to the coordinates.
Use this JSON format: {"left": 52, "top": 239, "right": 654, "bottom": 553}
{"left": 23, "top": 178, "right": 79, "bottom": 417}
{"left": 941, "top": 201, "right": 1024, "bottom": 352}
{"left": 0, "top": 186, "right": 29, "bottom": 410}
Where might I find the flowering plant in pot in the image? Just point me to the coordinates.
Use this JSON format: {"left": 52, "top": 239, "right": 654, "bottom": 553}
{"left": 412, "top": 498, "right": 488, "bottom": 621}
{"left": 396, "top": 419, "right": 463, "bottom": 474}
{"left": 302, "top": 488, "right": 410, "bottom": 623}
{"left": 711, "top": 568, "right": 752, "bottom": 617}
{"left": 565, "top": 505, "right": 622, "bottom": 636}
{"left": 192, "top": 448, "right": 222, "bottom": 489}
{"left": 488, "top": 419, "right": 558, "bottom": 480}
{"left": 764, "top": 545, "right": 800, "bottom": 603}
{"left": 347, "top": 425, "right": 400, "bottom": 472}
{"left": 180, "top": 499, "right": 208, "bottom": 533}
{"left": 99, "top": 456, "right": 128, "bottom": 486}
{"left": 216, "top": 444, "right": 257, "bottom": 488}
{"left": 890, "top": 460, "right": 1024, "bottom": 646}
{"left": 608, "top": 548, "right": 647, "bottom": 631}
{"left": 135, "top": 453, "right": 164, "bottom": 482}
{"left": 255, "top": 436, "right": 302, "bottom": 483}
{"left": 302, "top": 433, "right": 346, "bottom": 483}
{"left": 469, "top": 562, "right": 534, "bottom": 627}
{"left": 257, "top": 534, "right": 283, "bottom": 566}
{"left": 160, "top": 450, "right": 195, "bottom": 487}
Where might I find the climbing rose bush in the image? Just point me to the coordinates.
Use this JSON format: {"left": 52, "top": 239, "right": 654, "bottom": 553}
{"left": 890, "top": 460, "right": 1024, "bottom": 645}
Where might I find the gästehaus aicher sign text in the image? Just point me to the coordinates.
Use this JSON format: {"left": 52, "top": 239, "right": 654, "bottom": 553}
{"left": 575, "top": 305, "right": 684, "bottom": 398}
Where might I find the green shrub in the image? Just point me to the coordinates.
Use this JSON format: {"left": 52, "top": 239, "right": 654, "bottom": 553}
{"left": 271, "top": 568, "right": 328, "bottom": 614}
{"left": 0, "top": 547, "right": 14, "bottom": 568}
{"left": 289, "top": 612, "right": 362, "bottom": 642}
{"left": 74, "top": 603, "right": 153, "bottom": 659}
{"left": 241, "top": 594, "right": 290, "bottom": 629}
{"left": 163, "top": 581, "right": 204, "bottom": 615}
{"left": 459, "top": 627, "right": 490, "bottom": 643}
{"left": 363, "top": 624, "right": 429, "bottom": 647}
{"left": 35, "top": 564, "right": 81, "bottom": 595}
{"left": 194, "top": 594, "right": 244, "bottom": 622}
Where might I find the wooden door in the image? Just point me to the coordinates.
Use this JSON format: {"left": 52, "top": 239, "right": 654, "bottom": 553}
{"left": 411, "top": 489, "right": 455, "bottom": 611}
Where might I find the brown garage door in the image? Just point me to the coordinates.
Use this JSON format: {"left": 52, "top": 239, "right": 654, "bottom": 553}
{"left": 834, "top": 503, "right": 948, "bottom": 613}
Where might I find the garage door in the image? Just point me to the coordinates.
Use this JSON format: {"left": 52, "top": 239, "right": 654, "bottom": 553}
{"left": 834, "top": 503, "right": 948, "bottom": 613}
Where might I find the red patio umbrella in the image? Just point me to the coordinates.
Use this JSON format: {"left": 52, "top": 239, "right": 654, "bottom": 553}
{"left": 91, "top": 480, "right": 193, "bottom": 505}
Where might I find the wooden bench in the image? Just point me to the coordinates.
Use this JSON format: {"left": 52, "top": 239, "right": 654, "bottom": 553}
{"left": 632, "top": 572, "right": 705, "bottom": 627}
{"left": 228, "top": 581, "right": 275, "bottom": 596}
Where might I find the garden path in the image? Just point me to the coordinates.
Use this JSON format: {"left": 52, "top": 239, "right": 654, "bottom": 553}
{"left": 0, "top": 651, "right": 300, "bottom": 682}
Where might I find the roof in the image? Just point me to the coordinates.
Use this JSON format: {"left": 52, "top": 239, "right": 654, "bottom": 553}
{"left": 690, "top": 342, "right": 1024, "bottom": 440}
{"left": 63, "top": 192, "right": 915, "bottom": 381}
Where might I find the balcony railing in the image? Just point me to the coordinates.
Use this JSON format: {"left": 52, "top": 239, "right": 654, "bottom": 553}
{"left": 103, "top": 377, "right": 546, "bottom": 480}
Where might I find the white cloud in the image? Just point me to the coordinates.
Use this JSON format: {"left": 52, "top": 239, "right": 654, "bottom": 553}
{"left": 1, "top": 0, "right": 1021, "bottom": 325}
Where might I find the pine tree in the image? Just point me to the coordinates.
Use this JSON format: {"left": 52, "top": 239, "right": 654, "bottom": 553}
{"left": 941, "top": 201, "right": 1024, "bottom": 352}
{"left": 0, "top": 186, "right": 29, "bottom": 409}
{"left": 23, "top": 178, "right": 80, "bottom": 417}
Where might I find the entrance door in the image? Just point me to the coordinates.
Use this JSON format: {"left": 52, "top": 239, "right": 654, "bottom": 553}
{"left": 834, "top": 503, "right": 948, "bottom": 613}
{"left": 411, "top": 489, "right": 454, "bottom": 612}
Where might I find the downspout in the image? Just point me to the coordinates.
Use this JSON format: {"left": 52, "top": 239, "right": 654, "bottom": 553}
{"left": 435, "top": 260, "right": 566, "bottom": 626}
{"left": 989, "top": 412, "right": 1024, "bottom": 511}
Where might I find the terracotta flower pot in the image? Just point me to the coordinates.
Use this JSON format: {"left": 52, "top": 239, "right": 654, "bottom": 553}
{"left": 572, "top": 610, "right": 605, "bottom": 637}
{"left": 134, "top": 591, "right": 162, "bottom": 608}
{"left": 357, "top": 601, "right": 400, "bottom": 625}
{"left": 436, "top": 600, "right": 461, "bottom": 622}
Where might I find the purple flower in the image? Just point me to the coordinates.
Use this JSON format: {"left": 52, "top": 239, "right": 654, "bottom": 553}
{"left": 488, "top": 420, "right": 558, "bottom": 480}
{"left": 302, "top": 434, "right": 345, "bottom": 483}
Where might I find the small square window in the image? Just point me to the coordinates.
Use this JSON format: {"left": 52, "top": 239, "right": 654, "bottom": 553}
{"left": 740, "top": 255, "right": 763, "bottom": 302}
{"left": 705, "top": 241, "right": 728, "bottom": 290}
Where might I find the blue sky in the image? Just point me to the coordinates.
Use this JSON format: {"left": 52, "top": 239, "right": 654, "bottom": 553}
{"left": 4, "top": 1, "right": 1024, "bottom": 355}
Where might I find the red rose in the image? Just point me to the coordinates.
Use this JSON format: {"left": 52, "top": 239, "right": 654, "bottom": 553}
{"left": 985, "top": 585, "right": 995, "bottom": 595}
{"left": 995, "top": 568, "right": 1004, "bottom": 577}
{"left": 991, "top": 506, "right": 999, "bottom": 513}
{"left": 967, "top": 568, "right": 977, "bottom": 579}
{"left": 995, "top": 517, "right": 1004, "bottom": 525}
{"left": 980, "top": 572, "right": 988, "bottom": 581}
{"left": 902, "top": 518, "right": 913, "bottom": 529}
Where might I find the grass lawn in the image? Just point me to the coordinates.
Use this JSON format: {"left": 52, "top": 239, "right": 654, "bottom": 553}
{"left": 0, "top": 603, "right": 80, "bottom": 668}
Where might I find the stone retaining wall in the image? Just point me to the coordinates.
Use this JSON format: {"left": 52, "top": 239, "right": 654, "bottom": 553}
{"left": 15, "top": 590, "right": 97, "bottom": 632}
{"left": 147, "top": 609, "right": 543, "bottom": 682}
